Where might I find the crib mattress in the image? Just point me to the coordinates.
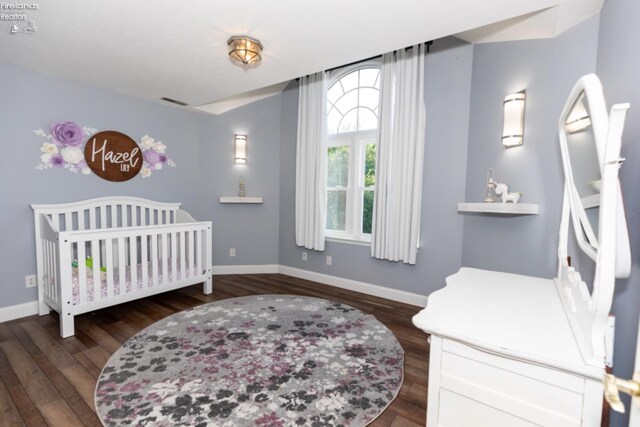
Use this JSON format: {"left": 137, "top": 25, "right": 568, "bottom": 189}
{"left": 72, "top": 261, "right": 199, "bottom": 305}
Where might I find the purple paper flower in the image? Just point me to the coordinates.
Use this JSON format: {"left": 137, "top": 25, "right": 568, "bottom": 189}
{"left": 51, "top": 121, "right": 85, "bottom": 147}
{"left": 144, "top": 149, "right": 161, "bottom": 164}
{"left": 76, "top": 159, "right": 88, "bottom": 169}
{"left": 159, "top": 154, "right": 168, "bottom": 164}
{"left": 50, "top": 154, "right": 65, "bottom": 167}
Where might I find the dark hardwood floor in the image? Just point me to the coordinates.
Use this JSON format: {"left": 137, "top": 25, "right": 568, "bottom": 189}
{"left": 0, "top": 274, "right": 429, "bottom": 426}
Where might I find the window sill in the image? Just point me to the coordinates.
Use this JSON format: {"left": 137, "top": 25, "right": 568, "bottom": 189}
{"left": 325, "top": 236, "right": 371, "bottom": 247}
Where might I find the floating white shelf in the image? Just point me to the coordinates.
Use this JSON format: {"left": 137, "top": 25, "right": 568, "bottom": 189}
{"left": 458, "top": 202, "right": 539, "bottom": 215}
{"left": 219, "top": 196, "right": 263, "bottom": 204}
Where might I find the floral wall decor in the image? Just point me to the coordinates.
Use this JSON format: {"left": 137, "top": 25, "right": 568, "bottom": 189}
{"left": 35, "top": 121, "right": 176, "bottom": 180}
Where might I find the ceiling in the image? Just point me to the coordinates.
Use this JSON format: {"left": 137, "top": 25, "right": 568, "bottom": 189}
{"left": 0, "top": 0, "right": 602, "bottom": 114}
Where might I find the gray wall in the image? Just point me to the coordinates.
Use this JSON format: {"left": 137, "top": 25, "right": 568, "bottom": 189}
{"left": 278, "top": 38, "right": 473, "bottom": 296}
{"left": 0, "top": 62, "right": 201, "bottom": 308}
{"left": 461, "top": 16, "right": 601, "bottom": 276}
{"left": 196, "top": 96, "right": 281, "bottom": 266}
{"left": 0, "top": 62, "right": 281, "bottom": 309}
{"left": 596, "top": 0, "right": 640, "bottom": 424}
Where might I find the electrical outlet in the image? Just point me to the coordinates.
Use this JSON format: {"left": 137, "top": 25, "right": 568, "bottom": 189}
{"left": 302, "top": 252, "right": 308, "bottom": 261}
{"left": 25, "top": 274, "right": 36, "bottom": 288}
{"left": 326, "top": 256, "right": 332, "bottom": 266}
{"left": 229, "top": 248, "right": 236, "bottom": 257}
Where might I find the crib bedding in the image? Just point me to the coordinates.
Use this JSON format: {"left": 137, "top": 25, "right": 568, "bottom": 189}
{"left": 71, "top": 260, "right": 199, "bottom": 305}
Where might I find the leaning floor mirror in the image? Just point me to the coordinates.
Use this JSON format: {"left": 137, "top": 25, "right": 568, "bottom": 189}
{"left": 411, "top": 73, "right": 632, "bottom": 426}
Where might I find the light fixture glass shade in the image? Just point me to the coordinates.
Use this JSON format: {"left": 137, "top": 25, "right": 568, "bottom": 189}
{"left": 235, "top": 134, "right": 247, "bottom": 164}
{"left": 565, "top": 95, "right": 592, "bottom": 134}
{"left": 502, "top": 91, "right": 526, "bottom": 147}
{"left": 227, "top": 36, "right": 263, "bottom": 65}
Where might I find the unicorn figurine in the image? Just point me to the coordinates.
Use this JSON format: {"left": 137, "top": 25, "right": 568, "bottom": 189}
{"left": 495, "top": 182, "right": 521, "bottom": 203}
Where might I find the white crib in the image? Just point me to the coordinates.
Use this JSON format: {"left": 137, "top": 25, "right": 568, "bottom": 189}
{"left": 31, "top": 196, "right": 212, "bottom": 338}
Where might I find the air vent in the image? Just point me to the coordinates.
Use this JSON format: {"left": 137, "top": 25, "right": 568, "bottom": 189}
{"left": 160, "top": 97, "right": 189, "bottom": 107}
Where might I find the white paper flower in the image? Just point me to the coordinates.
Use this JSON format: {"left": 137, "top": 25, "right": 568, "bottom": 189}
{"left": 141, "top": 135, "right": 155, "bottom": 149}
{"left": 81, "top": 167, "right": 91, "bottom": 175}
{"left": 41, "top": 143, "right": 58, "bottom": 154}
{"left": 61, "top": 146, "right": 84, "bottom": 164}
{"left": 140, "top": 166, "right": 152, "bottom": 178}
{"left": 40, "top": 153, "right": 52, "bottom": 163}
{"left": 154, "top": 142, "right": 167, "bottom": 153}
{"left": 155, "top": 163, "right": 163, "bottom": 170}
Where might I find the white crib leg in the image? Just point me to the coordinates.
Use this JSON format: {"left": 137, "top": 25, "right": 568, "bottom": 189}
{"left": 38, "top": 289, "right": 50, "bottom": 316}
{"left": 60, "top": 310, "right": 75, "bottom": 338}
{"left": 203, "top": 276, "right": 213, "bottom": 295}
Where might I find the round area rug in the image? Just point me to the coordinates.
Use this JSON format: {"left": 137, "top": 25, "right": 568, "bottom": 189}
{"left": 95, "top": 295, "right": 404, "bottom": 426}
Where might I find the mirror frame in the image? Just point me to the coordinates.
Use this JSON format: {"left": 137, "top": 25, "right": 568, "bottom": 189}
{"left": 558, "top": 74, "right": 631, "bottom": 279}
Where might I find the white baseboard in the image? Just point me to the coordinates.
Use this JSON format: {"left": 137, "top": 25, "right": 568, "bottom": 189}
{"left": 0, "top": 301, "right": 39, "bottom": 323}
{"left": 0, "top": 264, "right": 426, "bottom": 324}
{"left": 212, "top": 264, "right": 280, "bottom": 275}
{"left": 278, "top": 265, "right": 428, "bottom": 307}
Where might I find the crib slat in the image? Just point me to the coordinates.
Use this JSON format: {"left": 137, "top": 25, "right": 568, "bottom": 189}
{"left": 111, "top": 205, "right": 118, "bottom": 228}
{"left": 179, "top": 231, "right": 186, "bottom": 280}
{"left": 141, "top": 234, "right": 148, "bottom": 289}
{"left": 130, "top": 234, "right": 138, "bottom": 291}
{"left": 122, "top": 205, "right": 129, "bottom": 228}
{"left": 171, "top": 232, "right": 177, "bottom": 282}
{"left": 150, "top": 210, "right": 156, "bottom": 226}
{"left": 106, "top": 239, "right": 114, "bottom": 298}
{"left": 64, "top": 213, "right": 72, "bottom": 232}
{"left": 186, "top": 231, "right": 193, "bottom": 278}
{"left": 91, "top": 239, "right": 101, "bottom": 302}
{"left": 161, "top": 233, "right": 168, "bottom": 284}
{"left": 196, "top": 230, "right": 203, "bottom": 277}
{"left": 100, "top": 206, "right": 107, "bottom": 229}
{"left": 89, "top": 208, "right": 96, "bottom": 230}
{"left": 44, "top": 240, "right": 51, "bottom": 299}
{"left": 140, "top": 208, "right": 147, "bottom": 226}
{"left": 131, "top": 206, "right": 138, "bottom": 227}
{"left": 77, "top": 242, "right": 87, "bottom": 305}
{"left": 78, "top": 209, "right": 85, "bottom": 231}
{"left": 118, "top": 237, "right": 126, "bottom": 296}
{"left": 151, "top": 234, "right": 159, "bottom": 287}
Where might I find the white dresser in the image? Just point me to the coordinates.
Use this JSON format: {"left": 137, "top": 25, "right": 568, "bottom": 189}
{"left": 413, "top": 74, "right": 632, "bottom": 426}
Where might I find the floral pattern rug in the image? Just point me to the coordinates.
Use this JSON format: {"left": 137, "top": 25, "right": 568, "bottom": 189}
{"left": 95, "top": 295, "right": 404, "bottom": 426}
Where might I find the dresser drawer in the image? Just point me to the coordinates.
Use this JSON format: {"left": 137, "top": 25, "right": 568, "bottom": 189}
{"left": 437, "top": 341, "right": 584, "bottom": 426}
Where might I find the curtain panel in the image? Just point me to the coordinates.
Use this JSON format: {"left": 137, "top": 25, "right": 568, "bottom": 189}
{"left": 371, "top": 44, "right": 426, "bottom": 264}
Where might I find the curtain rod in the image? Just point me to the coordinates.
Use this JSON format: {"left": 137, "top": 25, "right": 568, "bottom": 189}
{"left": 296, "top": 40, "right": 433, "bottom": 80}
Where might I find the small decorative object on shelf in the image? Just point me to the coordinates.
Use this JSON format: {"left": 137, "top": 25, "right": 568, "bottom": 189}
{"left": 483, "top": 168, "right": 498, "bottom": 202}
{"left": 495, "top": 182, "right": 521, "bottom": 203}
{"left": 238, "top": 176, "right": 246, "bottom": 197}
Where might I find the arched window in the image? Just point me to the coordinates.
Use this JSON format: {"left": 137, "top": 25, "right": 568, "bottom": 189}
{"left": 325, "top": 64, "right": 380, "bottom": 242}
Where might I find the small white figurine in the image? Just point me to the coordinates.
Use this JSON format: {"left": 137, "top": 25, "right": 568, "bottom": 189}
{"left": 495, "top": 182, "right": 521, "bottom": 203}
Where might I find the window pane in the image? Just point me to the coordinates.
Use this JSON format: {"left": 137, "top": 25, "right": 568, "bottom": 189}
{"left": 327, "top": 190, "right": 347, "bottom": 231}
{"left": 340, "top": 71, "right": 359, "bottom": 93}
{"left": 327, "top": 146, "right": 349, "bottom": 187}
{"left": 359, "top": 68, "right": 379, "bottom": 88}
{"left": 358, "top": 108, "right": 378, "bottom": 131}
{"left": 334, "top": 89, "right": 358, "bottom": 116}
{"left": 327, "top": 107, "right": 341, "bottom": 134}
{"left": 364, "top": 142, "right": 376, "bottom": 187}
{"left": 362, "top": 190, "right": 374, "bottom": 234}
{"left": 359, "top": 87, "right": 380, "bottom": 110}
{"left": 327, "top": 83, "right": 343, "bottom": 104}
{"left": 338, "top": 109, "right": 358, "bottom": 133}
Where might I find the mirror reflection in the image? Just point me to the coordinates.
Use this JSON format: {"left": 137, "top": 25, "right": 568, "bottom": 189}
{"left": 564, "top": 92, "right": 600, "bottom": 242}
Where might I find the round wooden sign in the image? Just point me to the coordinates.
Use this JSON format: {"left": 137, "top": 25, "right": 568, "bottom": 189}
{"left": 84, "top": 131, "right": 143, "bottom": 182}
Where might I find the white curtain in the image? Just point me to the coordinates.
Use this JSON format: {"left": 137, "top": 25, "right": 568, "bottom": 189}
{"left": 371, "top": 44, "right": 426, "bottom": 264}
{"left": 295, "top": 72, "right": 328, "bottom": 251}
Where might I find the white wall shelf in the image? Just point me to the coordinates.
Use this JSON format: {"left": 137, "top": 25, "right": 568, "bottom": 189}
{"left": 219, "top": 196, "right": 263, "bottom": 204}
{"left": 458, "top": 202, "right": 539, "bottom": 215}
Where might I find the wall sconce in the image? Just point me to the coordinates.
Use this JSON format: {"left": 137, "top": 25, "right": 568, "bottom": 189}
{"left": 565, "top": 95, "right": 592, "bottom": 134}
{"left": 234, "top": 134, "right": 247, "bottom": 164}
{"left": 502, "top": 91, "right": 526, "bottom": 147}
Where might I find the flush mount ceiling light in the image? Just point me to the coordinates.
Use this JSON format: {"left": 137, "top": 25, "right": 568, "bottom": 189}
{"left": 227, "top": 36, "right": 263, "bottom": 65}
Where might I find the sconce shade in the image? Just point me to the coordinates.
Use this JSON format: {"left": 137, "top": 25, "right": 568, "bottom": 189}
{"left": 565, "top": 96, "right": 592, "bottom": 134}
{"left": 235, "top": 134, "right": 247, "bottom": 164}
{"left": 227, "top": 36, "right": 263, "bottom": 65}
{"left": 502, "top": 91, "right": 526, "bottom": 147}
